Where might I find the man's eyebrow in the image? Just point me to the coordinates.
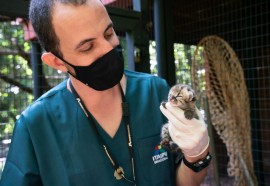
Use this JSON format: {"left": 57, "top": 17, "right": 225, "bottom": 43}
{"left": 74, "top": 22, "right": 114, "bottom": 51}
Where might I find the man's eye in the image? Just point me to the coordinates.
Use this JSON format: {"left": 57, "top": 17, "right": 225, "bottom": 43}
{"left": 79, "top": 45, "right": 93, "bottom": 53}
{"left": 105, "top": 27, "right": 115, "bottom": 39}
{"left": 105, "top": 32, "right": 114, "bottom": 39}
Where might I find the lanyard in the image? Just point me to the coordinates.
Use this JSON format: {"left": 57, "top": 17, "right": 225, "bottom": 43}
{"left": 69, "top": 80, "right": 136, "bottom": 185}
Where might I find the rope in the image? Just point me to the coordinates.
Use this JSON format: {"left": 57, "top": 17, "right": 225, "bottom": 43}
{"left": 191, "top": 35, "right": 257, "bottom": 186}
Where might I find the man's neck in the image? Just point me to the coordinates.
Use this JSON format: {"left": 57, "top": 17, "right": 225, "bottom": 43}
{"left": 67, "top": 75, "right": 126, "bottom": 110}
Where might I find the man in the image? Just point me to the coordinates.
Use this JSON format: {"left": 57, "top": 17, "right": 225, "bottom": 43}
{"left": 0, "top": 0, "right": 211, "bottom": 185}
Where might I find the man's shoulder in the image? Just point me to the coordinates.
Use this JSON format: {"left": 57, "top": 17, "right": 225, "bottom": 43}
{"left": 124, "top": 70, "right": 170, "bottom": 105}
{"left": 37, "top": 80, "right": 68, "bottom": 101}
{"left": 125, "top": 69, "right": 158, "bottom": 79}
{"left": 125, "top": 70, "right": 168, "bottom": 86}
{"left": 21, "top": 80, "right": 70, "bottom": 121}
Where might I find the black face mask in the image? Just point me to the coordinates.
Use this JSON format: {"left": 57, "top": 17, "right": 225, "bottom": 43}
{"left": 54, "top": 45, "right": 124, "bottom": 91}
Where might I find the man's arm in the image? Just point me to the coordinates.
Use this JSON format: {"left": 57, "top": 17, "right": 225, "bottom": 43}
{"left": 160, "top": 104, "right": 211, "bottom": 185}
{"left": 176, "top": 148, "right": 209, "bottom": 186}
{"left": 0, "top": 116, "right": 42, "bottom": 186}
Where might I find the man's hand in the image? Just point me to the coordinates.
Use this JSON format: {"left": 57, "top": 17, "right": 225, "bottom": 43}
{"left": 160, "top": 102, "right": 209, "bottom": 158}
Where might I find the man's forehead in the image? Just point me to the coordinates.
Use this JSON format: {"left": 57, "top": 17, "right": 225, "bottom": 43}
{"left": 53, "top": 0, "right": 103, "bottom": 8}
{"left": 52, "top": 0, "right": 110, "bottom": 51}
{"left": 52, "top": 0, "right": 106, "bottom": 22}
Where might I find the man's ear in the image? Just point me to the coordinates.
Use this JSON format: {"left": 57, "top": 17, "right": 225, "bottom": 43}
{"left": 41, "top": 52, "right": 68, "bottom": 72}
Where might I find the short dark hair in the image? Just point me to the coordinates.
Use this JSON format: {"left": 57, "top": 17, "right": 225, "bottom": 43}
{"left": 29, "top": 0, "right": 88, "bottom": 57}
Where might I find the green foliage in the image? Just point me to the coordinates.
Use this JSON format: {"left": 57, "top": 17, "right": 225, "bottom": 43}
{"left": 149, "top": 41, "right": 158, "bottom": 75}
{"left": 0, "top": 21, "right": 33, "bottom": 138}
{"left": 149, "top": 41, "right": 197, "bottom": 85}
{"left": 174, "top": 43, "right": 197, "bottom": 85}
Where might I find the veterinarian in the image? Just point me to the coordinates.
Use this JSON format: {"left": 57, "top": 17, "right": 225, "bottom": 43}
{"left": 0, "top": 0, "right": 211, "bottom": 185}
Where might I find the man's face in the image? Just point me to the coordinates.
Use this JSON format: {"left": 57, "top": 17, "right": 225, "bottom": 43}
{"left": 52, "top": 0, "right": 119, "bottom": 66}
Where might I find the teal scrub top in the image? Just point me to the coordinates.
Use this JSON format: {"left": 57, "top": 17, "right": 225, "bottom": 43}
{"left": 0, "top": 70, "right": 177, "bottom": 186}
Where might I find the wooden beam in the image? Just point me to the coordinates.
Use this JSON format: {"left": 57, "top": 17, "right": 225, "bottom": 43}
{"left": 0, "top": 1, "right": 140, "bottom": 32}
{"left": 0, "top": 0, "right": 29, "bottom": 18}
{"left": 106, "top": 6, "right": 140, "bottom": 31}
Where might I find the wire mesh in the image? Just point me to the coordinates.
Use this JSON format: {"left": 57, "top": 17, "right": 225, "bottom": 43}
{"left": 170, "top": 0, "right": 270, "bottom": 185}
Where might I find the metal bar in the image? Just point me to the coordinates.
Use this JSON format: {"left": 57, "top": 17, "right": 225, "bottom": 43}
{"left": 154, "top": 0, "right": 166, "bottom": 78}
{"left": 154, "top": 0, "right": 175, "bottom": 85}
{"left": 30, "top": 42, "right": 43, "bottom": 100}
{"left": 130, "top": 0, "right": 150, "bottom": 73}
{"left": 125, "top": 32, "right": 135, "bottom": 71}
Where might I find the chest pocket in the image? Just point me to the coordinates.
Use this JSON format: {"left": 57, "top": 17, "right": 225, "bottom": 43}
{"left": 136, "top": 135, "right": 175, "bottom": 186}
